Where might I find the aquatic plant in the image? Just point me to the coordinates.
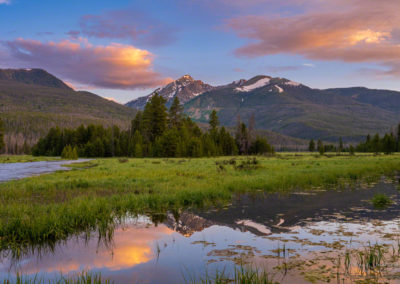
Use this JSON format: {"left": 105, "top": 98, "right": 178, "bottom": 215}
{"left": 185, "top": 265, "right": 277, "bottom": 284}
{"left": 371, "top": 193, "right": 392, "bottom": 209}
{"left": 1, "top": 271, "right": 112, "bottom": 284}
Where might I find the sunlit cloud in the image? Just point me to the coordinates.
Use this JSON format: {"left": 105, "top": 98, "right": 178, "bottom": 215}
{"left": 228, "top": 0, "right": 400, "bottom": 76}
{"left": 3, "top": 38, "right": 170, "bottom": 89}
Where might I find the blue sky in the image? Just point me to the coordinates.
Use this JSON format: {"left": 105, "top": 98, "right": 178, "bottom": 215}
{"left": 1, "top": 0, "right": 399, "bottom": 103}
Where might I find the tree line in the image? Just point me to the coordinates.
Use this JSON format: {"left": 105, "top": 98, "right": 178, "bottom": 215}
{"left": 0, "top": 118, "right": 5, "bottom": 153}
{"left": 308, "top": 124, "right": 400, "bottom": 155}
{"left": 32, "top": 94, "right": 274, "bottom": 158}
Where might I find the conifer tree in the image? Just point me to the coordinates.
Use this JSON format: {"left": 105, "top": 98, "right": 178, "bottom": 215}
{"left": 142, "top": 93, "right": 167, "bottom": 142}
{"left": 339, "top": 137, "right": 343, "bottom": 152}
{"left": 0, "top": 117, "right": 4, "bottom": 153}
{"left": 317, "top": 139, "right": 324, "bottom": 155}
{"left": 308, "top": 139, "right": 315, "bottom": 152}
{"left": 131, "top": 111, "right": 143, "bottom": 135}
{"left": 397, "top": 123, "right": 400, "bottom": 151}
{"left": 168, "top": 96, "right": 183, "bottom": 129}
{"left": 209, "top": 110, "right": 219, "bottom": 131}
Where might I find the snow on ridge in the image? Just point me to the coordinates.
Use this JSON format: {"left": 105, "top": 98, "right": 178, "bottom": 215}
{"left": 275, "top": 85, "right": 284, "bottom": 93}
{"left": 235, "top": 77, "right": 271, "bottom": 92}
{"left": 284, "top": 80, "right": 301, "bottom": 87}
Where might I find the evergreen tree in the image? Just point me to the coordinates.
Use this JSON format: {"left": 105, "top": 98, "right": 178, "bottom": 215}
{"left": 349, "top": 145, "right": 355, "bottom": 155}
{"left": 168, "top": 96, "right": 183, "bottom": 129}
{"left": 317, "top": 139, "right": 324, "bottom": 155}
{"left": 339, "top": 137, "right": 343, "bottom": 152}
{"left": 308, "top": 139, "right": 315, "bottom": 152}
{"left": 249, "top": 137, "right": 274, "bottom": 154}
{"left": 397, "top": 123, "right": 400, "bottom": 151}
{"left": 209, "top": 110, "right": 219, "bottom": 131}
{"left": 142, "top": 93, "right": 167, "bottom": 142}
{"left": 382, "top": 133, "right": 396, "bottom": 154}
{"left": 372, "top": 133, "right": 380, "bottom": 153}
{"left": 0, "top": 118, "right": 4, "bottom": 153}
{"left": 131, "top": 111, "right": 143, "bottom": 135}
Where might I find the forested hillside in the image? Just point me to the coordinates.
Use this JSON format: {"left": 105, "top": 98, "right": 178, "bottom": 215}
{"left": 0, "top": 69, "right": 136, "bottom": 154}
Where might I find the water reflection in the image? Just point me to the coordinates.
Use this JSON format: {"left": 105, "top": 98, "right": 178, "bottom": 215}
{"left": 1, "top": 179, "right": 400, "bottom": 283}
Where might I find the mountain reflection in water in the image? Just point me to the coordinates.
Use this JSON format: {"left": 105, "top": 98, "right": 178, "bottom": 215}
{"left": 1, "top": 179, "right": 400, "bottom": 283}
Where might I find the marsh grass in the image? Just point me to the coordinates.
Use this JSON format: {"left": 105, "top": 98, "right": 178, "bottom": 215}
{"left": 2, "top": 271, "right": 111, "bottom": 284}
{"left": 0, "top": 155, "right": 61, "bottom": 163}
{"left": 185, "top": 265, "right": 277, "bottom": 284}
{"left": 1, "top": 154, "right": 400, "bottom": 253}
{"left": 371, "top": 193, "right": 393, "bottom": 209}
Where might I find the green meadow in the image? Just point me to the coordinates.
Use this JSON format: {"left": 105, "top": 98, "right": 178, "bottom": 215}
{"left": 0, "top": 155, "right": 62, "bottom": 163}
{"left": 1, "top": 153, "right": 400, "bottom": 253}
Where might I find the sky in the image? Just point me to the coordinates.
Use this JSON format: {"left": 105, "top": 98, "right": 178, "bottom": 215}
{"left": 1, "top": 0, "right": 400, "bottom": 103}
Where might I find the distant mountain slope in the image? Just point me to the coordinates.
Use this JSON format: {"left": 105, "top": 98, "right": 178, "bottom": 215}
{"left": 0, "top": 69, "right": 136, "bottom": 153}
{"left": 126, "top": 75, "right": 214, "bottom": 109}
{"left": 184, "top": 76, "right": 400, "bottom": 142}
{"left": 0, "top": 68, "right": 72, "bottom": 90}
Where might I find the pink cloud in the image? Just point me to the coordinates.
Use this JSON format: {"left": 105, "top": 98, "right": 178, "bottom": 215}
{"left": 4, "top": 38, "right": 170, "bottom": 89}
{"left": 71, "top": 10, "right": 177, "bottom": 47}
{"left": 228, "top": 0, "right": 400, "bottom": 76}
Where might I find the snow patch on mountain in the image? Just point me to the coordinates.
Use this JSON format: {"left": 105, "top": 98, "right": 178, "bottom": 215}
{"left": 285, "top": 80, "right": 301, "bottom": 87}
{"left": 235, "top": 77, "right": 271, "bottom": 92}
{"left": 275, "top": 85, "right": 284, "bottom": 93}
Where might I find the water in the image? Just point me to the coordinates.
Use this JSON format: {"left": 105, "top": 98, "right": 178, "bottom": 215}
{"left": 0, "top": 159, "right": 91, "bottom": 182}
{"left": 1, "top": 178, "right": 400, "bottom": 283}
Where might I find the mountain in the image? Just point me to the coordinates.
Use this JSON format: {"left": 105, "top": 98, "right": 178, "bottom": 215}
{"left": 126, "top": 75, "right": 214, "bottom": 109}
{"left": 183, "top": 75, "right": 400, "bottom": 142}
{"left": 0, "top": 69, "right": 136, "bottom": 154}
{"left": 0, "top": 68, "right": 72, "bottom": 90}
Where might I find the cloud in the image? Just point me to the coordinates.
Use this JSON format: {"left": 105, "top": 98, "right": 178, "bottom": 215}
{"left": 233, "top": 67, "right": 244, "bottom": 72}
{"left": 70, "top": 10, "right": 177, "bottom": 46}
{"left": 228, "top": 0, "right": 400, "bottom": 76}
{"left": 0, "top": 0, "right": 10, "bottom": 4}
{"left": 3, "top": 38, "right": 170, "bottom": 89}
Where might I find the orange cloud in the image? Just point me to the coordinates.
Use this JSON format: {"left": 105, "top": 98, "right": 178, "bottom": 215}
{"left": 4, "top": 38, "right": 169, "bottom": 89}
{"left": 228, "top": 0, "right": 400, "bottom": 76}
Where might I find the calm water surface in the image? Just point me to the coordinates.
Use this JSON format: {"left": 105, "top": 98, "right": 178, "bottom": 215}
{"left": 1, "top": 178, "right": 400, "bottom": 283}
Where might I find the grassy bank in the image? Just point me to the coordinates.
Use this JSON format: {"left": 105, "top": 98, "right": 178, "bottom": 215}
{"left": 0, "top": 153, "right": 400, "bottom": 252}
{"left": 0, "top": 155, "right": 62, "bottom": 163}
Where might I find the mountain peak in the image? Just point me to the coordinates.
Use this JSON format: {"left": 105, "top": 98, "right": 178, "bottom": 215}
{"left": 0, "top": 68, "right": 72, "bottom": 90}
{"left": 178, "top": 74, "right": 194, "bottom": 81}
{"left": 126, "top": 74, "right": 214, "bottom": 109}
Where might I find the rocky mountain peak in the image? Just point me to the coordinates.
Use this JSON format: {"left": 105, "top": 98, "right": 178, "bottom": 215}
{"left": 126, "top": 75, "right": 215, "bottom": 109}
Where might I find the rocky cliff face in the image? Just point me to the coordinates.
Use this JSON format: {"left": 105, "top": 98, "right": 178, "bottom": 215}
{"left": 125, "top": 75, "right": 214, "bottom": 109}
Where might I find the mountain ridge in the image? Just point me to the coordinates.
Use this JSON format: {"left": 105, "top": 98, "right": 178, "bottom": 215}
{"left": 125, "top": 74, "right": 400, "bottom": 142}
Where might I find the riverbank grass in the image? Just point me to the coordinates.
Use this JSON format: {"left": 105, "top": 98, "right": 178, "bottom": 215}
{"left": 0, "top": 153, "right": 400, "bottom": 251}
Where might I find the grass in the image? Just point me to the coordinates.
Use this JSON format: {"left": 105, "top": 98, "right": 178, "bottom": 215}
{"left": 2, "top": 271, "right": 111, "bottom": 284}
{"left": 0, "top": 155, "right": 62, "bottom": 163}
{"left": 185, "top": 265, "right": 277, "bottom": 284}
{"left": 0, "top": 153, "right": 400, "bottom": 253}
{"left": 371, "top": 193, "right": 393, "bottom": 209}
